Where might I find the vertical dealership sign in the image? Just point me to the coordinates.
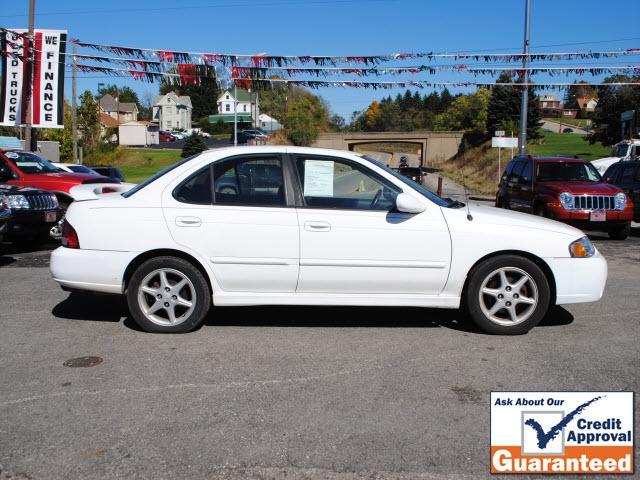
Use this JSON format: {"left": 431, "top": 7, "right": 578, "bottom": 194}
{"left": 0, "top": 28, "right": 67, "bottom": 128}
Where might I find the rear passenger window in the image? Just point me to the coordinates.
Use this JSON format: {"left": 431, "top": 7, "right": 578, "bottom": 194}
{"left": 174, "top": 167, "right": 212, "bottom": 204}
{"left": 213, "top": 155, "right": 285, "bottom": 206}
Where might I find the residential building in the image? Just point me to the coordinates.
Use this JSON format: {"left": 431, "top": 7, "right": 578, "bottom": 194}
{"left": 152, "top": 91, "right": 193, "bottom": 131}
{"left": 538, "top": 93, "right": 562, "bottom": 116}
{"left": 99, "top": 94, "right": 139, "bottom": 122}
{"left": 577, "top": 95, "right": 598, "bottom": 112}
{"left": 217, "top": 89, "right": 253, "bottom": 115}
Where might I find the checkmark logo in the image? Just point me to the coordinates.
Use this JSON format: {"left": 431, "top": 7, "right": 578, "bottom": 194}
{"left": 524, "top": 396, "right": 603, "bottom": 449}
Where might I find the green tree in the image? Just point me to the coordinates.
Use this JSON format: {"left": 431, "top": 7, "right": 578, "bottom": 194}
{"left": 283, "top": 89, "right": 329, "bottom": 146}
{"left": 77, "top": 90, "right": 100, "bottom": 151}
{"left": 588, "top": 75, "right": 640, "bottom": 146}
{"left": 434, "top": 88, "right": 490, "bottom": 133}
{"left": 486, "top": 73, "right": 542, "bottom": 142}
{"left": 181, "top": 133, "right": 208, "bottom": 157}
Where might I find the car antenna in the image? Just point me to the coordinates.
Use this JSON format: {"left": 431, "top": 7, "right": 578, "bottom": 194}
{"left": 460, "top": 150, "right": 473, "bottom": 221}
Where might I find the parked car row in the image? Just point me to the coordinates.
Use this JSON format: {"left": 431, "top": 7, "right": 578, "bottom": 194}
{"left": 0, "top": 149, "right": 132, "bottom": 245}
{"left": 159, "top": 129, "right": 211, "bottom": 142}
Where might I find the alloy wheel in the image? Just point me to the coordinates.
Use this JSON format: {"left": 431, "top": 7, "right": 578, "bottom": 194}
{"left": 478, "top": 267, "right": 538, "bottom": 326}
{"left": 137, "top": 268, "right": 196, "bottom": 326}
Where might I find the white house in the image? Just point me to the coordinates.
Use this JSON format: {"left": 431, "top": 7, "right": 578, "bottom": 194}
{"left": 118, "top": 121, "right": 159, "bottom": 146}
{"left": 217, "top": 89, "right": 253, "bottom": 115}
{"left": 152, "top": 91, "right": 193, "bottom": 131}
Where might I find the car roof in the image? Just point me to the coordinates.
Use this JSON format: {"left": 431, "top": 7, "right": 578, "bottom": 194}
{"left": 512, "top": 156, "right": 588, "bottom": 163}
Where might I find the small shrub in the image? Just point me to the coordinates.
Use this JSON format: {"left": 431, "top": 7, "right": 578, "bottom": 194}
{"left": 181, "top": 133, "right": 208, "bottom": 158}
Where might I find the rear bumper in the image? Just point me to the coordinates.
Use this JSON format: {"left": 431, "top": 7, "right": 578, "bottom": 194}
{"left": 545, "top": 251, "right": 608, "bottom": 305}
{"left": 50, "top": 246, "right": 138, "bottom": 294}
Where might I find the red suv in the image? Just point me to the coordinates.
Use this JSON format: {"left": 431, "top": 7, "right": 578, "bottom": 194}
{"left": 496, "top": 156, "right": 634, "bottom": 240}
{"left": 0, "top": 149, "right": 118, "bottom": 209}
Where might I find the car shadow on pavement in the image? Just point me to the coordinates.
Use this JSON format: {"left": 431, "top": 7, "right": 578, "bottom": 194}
{"left": 52, "top": 293, "right": 574, "bottom": 334}
{"left": 52, "top": 292, "right": 127, "bottom": 322}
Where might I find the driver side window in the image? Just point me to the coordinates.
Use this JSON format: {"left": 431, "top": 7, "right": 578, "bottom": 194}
{"left": 295, "top": 156, "right": 401, "bottom": 211}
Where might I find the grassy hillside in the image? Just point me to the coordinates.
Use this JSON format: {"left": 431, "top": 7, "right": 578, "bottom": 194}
{"left": 439, "top": 132, "right": 612, "bottom": 195}
{"left": 529, "top": 131, "right": 610, "bottom": 161}
{"left": 84, "top": 148, "right": 182, "bottom": 184}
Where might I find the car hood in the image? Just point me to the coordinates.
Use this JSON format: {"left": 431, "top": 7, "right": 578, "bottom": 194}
{"left": 0, "top": 183, "right": 47, "bottom": 194}
{"left": 29, "top": 172, "right": 116, "bottom": 184}
{"left": 539, "top": 181, "right": 622, "bottom": 195}
{"left": 448, "top": 203, "right": 583, "bottom": 237}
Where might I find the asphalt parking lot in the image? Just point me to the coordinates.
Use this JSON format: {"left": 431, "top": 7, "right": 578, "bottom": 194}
{"left": 0, "top": 229, "right": 638, "bottom": 480}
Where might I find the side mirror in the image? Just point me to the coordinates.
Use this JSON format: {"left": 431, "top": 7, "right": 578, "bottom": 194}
{"left": 395, "top": 193, "right": 426, "bottom": 214}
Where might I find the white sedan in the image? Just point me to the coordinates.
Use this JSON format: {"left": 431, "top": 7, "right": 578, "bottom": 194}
{"left": 50, "top": 146, "right": 607, "bottom": 335}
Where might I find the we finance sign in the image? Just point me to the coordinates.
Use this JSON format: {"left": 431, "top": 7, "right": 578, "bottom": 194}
{"left": 0, "top": 29, "right": 66, "bottom": 128}
{"left": 490, "top": 392, "right": 634, "bottom": 474}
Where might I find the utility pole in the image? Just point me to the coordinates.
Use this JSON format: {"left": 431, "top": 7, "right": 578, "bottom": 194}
{"left": 72, "top": 41, "right": 78, "bottom": 163}
{"left": 233, "top": 84, "right": 238, "bottom": 147}
{"left": 23, "top": 0, "right": 36, "bottom": 152}
{"left": 518, "top": 0, "right": 532, "bottom": 155}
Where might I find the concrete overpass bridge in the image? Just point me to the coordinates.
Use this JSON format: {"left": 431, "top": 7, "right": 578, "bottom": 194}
{"left": 312, "top": 131, "right": 464, "bottom": 167}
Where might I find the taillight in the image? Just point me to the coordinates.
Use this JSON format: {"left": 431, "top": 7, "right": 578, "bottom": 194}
{"left": 418, "top": 175, "right": 424, "bottom": 184}
{"left": 61, "top": 220, "right": 80, "bottom": 249}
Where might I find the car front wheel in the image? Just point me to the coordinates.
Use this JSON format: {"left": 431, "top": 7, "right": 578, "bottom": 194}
{"left": 126, "top": 256, "right": 211, "bottom": 333}
{"left": 608, "top": 224, "right": 630, "bottom": 240}
{"left": 464, "top": 255, "right": 551, "bottom": 335}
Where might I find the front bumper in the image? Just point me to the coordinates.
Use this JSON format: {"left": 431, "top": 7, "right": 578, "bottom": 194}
{"left": 546, "top": 205, "right": 633, "bottom": 230}
{"left": 50, "top": 246, "right": 138, "bottom": 294}
{"left": 6, "top": 209, "right": 61, "bottom": 237}
{"left": 545, "top": 250, "right": 608, "bottom": 305}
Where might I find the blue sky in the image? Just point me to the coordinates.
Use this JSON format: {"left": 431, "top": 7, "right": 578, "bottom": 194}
{"left": 2, "top": 0, "right": 639, "bottom": 119}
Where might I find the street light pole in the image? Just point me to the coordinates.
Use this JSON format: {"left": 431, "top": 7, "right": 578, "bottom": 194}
{"left": 518, "top": 0, "right": 532, "bottom": 156}
{"left": 23, "top": 0, "right": 36, "bottom": 152}
{"left": 72, "top": 41, "right": 78, "bottom": 163}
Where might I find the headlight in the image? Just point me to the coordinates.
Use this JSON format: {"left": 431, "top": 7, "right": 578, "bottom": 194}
{"left": 569, "top": 236, "right": 595, "bottom": 258}
{"left": 6, "top": 194, "right": 30, "bottom": 209}
{"left": 559, "top": 192, "right": 574, "bottom": 210}
{"left": 1, "top": 195, "right": 8, "bottom": 210}
{"left": 615, "top": 192, "right": 627, "bottom": 210}
{"left": 49, "top": 193, "right": 59, "bottom": 207}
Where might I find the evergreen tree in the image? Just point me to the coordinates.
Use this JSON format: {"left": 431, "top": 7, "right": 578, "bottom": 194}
{"left": 589, "top": 75, "right": 640, "bottom": 145}
{"left": 181, "top": 133, "right": 208, "bottom": 157}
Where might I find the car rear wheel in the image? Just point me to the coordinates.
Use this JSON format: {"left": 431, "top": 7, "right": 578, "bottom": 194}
{"left": 608, "top": 224, "right": 630, "bottom": 240}
{"left": 126, "top": 256, "right": 211, "bottom": 333}
{"left": 464, "top": 255, "right": 551, "bottom": 335}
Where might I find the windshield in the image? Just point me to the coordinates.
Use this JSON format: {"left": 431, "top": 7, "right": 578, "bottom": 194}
{"left": 536, "top": 161, "right": 602, "bottom": 182}
{"left": 68, "top": 165, "right": 98, "bottom": 174}
{"left": 122, "top": 154, "right": 201, "bottom": 198}
{"left": 4, "top": 151, "right": 60, "bottom": 174}
{"left": 614, "top": 144, "right": 629, "bottom": 157}
{"left": 361, "top": 155, "right": 450, "bottom": 207}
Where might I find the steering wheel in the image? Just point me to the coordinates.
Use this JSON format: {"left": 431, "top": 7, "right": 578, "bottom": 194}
{"left": 369, "top": 188, "right": 383, "bottom": 209}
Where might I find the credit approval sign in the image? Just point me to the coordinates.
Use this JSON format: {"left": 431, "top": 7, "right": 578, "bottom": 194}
{"left": 490, "top": 392, "right": 634, "bottom": 474}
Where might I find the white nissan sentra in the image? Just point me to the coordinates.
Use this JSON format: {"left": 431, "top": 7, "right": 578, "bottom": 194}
{"left": 50, "top": 147, "right": 607, "bottom": 335}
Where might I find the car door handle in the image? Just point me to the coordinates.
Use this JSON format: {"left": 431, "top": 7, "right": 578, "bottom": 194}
{"left": 176, "top": 216, "right": 202, "bottom": 227}
{"left": 304, "top": 221, "right": 331, "bottom": 232}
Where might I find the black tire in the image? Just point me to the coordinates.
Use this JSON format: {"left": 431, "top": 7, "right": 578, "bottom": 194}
{"left": 608, "top": 224, "right": 630, "bottom": 240}
{"left": 496, "top": 196, "right": 509, "bottom": 209}
{"left": 464, "top": 255, "right": 551, "bottom": 335}
{"left": 126, "top": 256, "right": 211, "bottom": 333}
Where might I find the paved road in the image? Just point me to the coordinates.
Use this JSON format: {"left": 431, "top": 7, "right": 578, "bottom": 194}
{"left": 0, "top": 228, "right": 638, "bottom": 479}
{"left": 541, "top": 120, "right": 590, "bottom": 135}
